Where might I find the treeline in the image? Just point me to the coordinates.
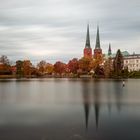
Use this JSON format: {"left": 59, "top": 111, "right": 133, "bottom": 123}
{"left": 0, "top": 49, "right": 140, "bottom": 78}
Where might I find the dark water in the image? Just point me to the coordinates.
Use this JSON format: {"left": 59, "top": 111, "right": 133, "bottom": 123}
{"left": 0, "top": 78, "right": 140, "bottom": 140}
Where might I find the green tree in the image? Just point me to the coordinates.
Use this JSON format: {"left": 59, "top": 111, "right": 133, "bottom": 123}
{"left": 23, "top": 60, "right": 32, "bottom": 76}
{"left": 113, "top": 49, "right": 124, "bottom": 77}
{"left": 16, "top": 60, "right": 23, "bottom": 76}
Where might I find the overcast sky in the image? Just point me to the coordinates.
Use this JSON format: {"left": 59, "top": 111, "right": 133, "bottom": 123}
{"left": 0, "top": 0, "right": 140, "bottom": 64}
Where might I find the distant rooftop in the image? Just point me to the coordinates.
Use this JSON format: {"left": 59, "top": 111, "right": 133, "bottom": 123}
{"left": 122, "top": 51, "right": 130, "bottom": 56}
{"left": 105, "top": 51, "right": 140, "bottom": 60}
{"left": 105, "top": 51, "right": 130, "bottom": 59}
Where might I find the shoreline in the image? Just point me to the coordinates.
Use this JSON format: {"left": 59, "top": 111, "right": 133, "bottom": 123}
{"left": 0, "top": 75, "right": 140, "bottom": 79}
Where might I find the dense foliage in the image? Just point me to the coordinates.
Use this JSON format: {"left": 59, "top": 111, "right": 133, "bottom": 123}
{"left": 0, "top": 50, "right": 139, "bottom": 78}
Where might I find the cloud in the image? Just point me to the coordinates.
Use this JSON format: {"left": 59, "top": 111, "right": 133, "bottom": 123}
{"left": 0, "top": 0, "right": 140, "bottom": 64}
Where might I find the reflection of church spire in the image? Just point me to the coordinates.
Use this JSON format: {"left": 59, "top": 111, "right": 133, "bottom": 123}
{"left": 95, "top": 102, "right": 99, "bottom": 129}
{"left": 82, "top": 80, "right": 90, "bottom": 129}
{"left": 84, "top": 102, "right": 90, "bottom": 129}
{"left": 93, "top": 81, "right": 100, "bottom": 130}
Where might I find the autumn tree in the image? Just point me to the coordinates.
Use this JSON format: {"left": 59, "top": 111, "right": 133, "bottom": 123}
{"left": 54, "top": 61, "right": 66, "bottom": 75}
{"left": 92, "top": 54, "right": 105, "bottom": 77}
{"left": 94, "top": 54, "right": 103, "bottom": 69}
{"left": 22, "top": 60, "right": 32, "bottom": 76}
{"left": 78, "top": 57, "right": 92, "bottom": 74}
{"left": 45, "top": 63, "right": 54, "bottom": 74}
{"left": 0, "top": 55, "right": 10, "bottom": 66}
{"left": 104, "top": 58, "right": 113, "bottom": 78}
{"left": 37, "top": 60, "right": 46, "bottom": 74}
{"left": 0, "top": 55, "right": 11, "bottom": 74}
{"left": 113, "top": 49, "right": 124, "bottom": 77}
{"left": 67, "top": 58, "right": 79, "bottom": 74}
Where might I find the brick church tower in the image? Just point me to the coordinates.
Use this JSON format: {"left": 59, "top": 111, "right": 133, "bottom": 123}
{"left": 83, "top": 24, "right": 92, "bottom": 59}
{"left": 94, "top": 26, "right": 102, "bottom": 58}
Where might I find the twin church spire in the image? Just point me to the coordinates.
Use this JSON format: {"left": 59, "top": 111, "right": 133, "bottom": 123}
{"left": 84, "top": 24, "right": 102, "bottom": 59}
{"left": 85, "top": 24, "right": 91, "bottom": 48}
{"left": 95, "top": 26, "right": 101, "bottom": 49}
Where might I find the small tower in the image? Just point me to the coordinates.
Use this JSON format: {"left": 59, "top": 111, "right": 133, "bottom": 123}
{"left": 94, "top": 26, "right": 102, "bottom": 59}
{"left": 108, "top": 43, "right": 112, "bottom": 56}
{"left": 83, "top": 24, "right": 92, "bottom": 59}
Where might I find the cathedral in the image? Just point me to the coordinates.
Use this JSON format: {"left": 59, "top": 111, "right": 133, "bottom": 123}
{"left": 83, "top": 25, "right": 102, "bottom": 59}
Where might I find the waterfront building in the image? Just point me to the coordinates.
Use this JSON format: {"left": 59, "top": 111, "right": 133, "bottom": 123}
{"left": 107, "top": 50, "right": 140, "bottom": 72}
{"left": 123, "top": 53, "right": 140, "bottom": 71}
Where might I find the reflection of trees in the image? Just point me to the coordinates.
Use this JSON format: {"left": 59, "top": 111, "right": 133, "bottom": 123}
{"left": 113, "top": 80, "right": 123, "bottom": 111}
{"left": 107, "top": 81, "right": 112, "bottom": 114}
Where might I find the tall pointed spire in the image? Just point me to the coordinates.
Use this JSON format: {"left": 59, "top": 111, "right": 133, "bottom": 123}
{"left": 95, "top": 25, "right": 101, "bottom": 49}
{"left": 83, "top": 24, "right": 92, "bottom": 58}
{"left": 85, "top": 24, "right": 91, "bottom": 48}
{"left": 108, "top": 43, "right": 112, "bottom": 56}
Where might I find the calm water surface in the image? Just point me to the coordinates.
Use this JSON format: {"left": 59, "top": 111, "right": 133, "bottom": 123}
{"left": 0, "top": 78, "right": 140, "bottom": 140}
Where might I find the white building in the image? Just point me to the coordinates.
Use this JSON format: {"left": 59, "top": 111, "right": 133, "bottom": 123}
{"left": 123, "top": 54, "right": 140, "bottom": 71}
{"left": 106, "top": 44, "right": 140, "bottom": 72}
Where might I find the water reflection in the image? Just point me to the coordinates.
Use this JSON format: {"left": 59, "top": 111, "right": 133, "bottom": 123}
{"left": 113, "top": 80, "right": 124, "bottom": 111}
{"left": 81, "top": 79, "right": 101, "bottom": 129}
{"left": 92, "top": 80, "right": 100, "bottom": 129}
{"left": 81, "top": 79, "right": 125, "bottom": 130}
{"left": 0, "top": 79, "right": 139, "bottom": 140}
{"left": 81, "top": 80, "right": 90, "bottom": 129}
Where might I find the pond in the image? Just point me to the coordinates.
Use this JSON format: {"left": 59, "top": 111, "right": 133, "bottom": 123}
{"left": 0, "top": 78, "right": 140, "bottom": 140}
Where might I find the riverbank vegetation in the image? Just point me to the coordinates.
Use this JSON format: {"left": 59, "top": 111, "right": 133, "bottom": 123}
{"left": 0, "top": 50, "right": 140, "bottom": 79}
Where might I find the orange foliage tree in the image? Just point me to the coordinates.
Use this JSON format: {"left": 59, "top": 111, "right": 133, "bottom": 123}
{"left": 67, "top": 58, "right": 79, "bottom": 74}
{"left": 0, "top": 55, "right": 11, "bottom": 74}
{"left": 22, "top": 60, "right": 32, "bottom": 76}
{"left": 45, "top": 63, "right": 54, "bottom": 74}
{"left": 54, "top": 61, "right": 66, "bottom": 75}
{"left": 78, "top": 57, "right": 92, "bottom": 74}
{"left": 37, "top": 60, "right": 46, "bottom": 74}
